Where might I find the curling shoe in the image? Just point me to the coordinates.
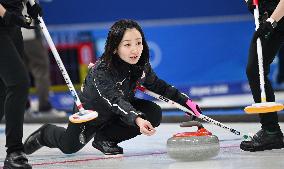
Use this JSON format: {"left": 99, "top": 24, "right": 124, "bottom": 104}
{"left": 240, "top": 129, "right": 284, "bottom": 152}
{"left": 24, "top": 124, "right": 49, "bottom": 155}
{"left": 92, "top": 136, "right": 123, "bottom": 155}
{"left": 3, "top": 151, "right": 32, "bottom": 169}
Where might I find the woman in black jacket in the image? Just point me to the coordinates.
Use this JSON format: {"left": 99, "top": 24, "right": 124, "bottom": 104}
{"left": 24, "top": 19, "right": 202, "bottom": 156}
{"left": 0, "top": 0, "right": 41, "bottom": 168}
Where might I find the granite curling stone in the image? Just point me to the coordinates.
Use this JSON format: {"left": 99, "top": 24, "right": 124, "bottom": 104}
{"left": 167, "top": 121, "right": 220, "bottom": 161}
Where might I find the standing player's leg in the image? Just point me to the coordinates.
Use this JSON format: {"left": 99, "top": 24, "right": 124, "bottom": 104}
{"left": 0, "top": 27, "right": 31, "bottom": 168}
{"left": 242, "top": 32, "right": 284, "bottom": 151}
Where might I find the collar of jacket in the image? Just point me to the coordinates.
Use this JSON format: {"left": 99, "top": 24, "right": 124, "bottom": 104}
{"left": 111, "top": 55, "right": 145, "bottom": 81}
{"left": 112, "top": 55, "right": 132, "bottom": 76}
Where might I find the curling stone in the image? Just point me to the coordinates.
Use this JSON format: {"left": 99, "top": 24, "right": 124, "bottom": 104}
{"left": 167, "top": 121, "right": 220, "bottom": 161}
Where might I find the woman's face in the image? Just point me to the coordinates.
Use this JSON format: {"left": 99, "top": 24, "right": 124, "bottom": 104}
{"left": 116, "top": 28, "right": 143, "bottom": 64}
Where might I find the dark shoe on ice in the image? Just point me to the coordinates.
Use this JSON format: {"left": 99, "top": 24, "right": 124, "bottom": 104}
{"left": 92, "top": 140, "right": 123, "bottom": 155}
{"left": 4, "top": 151, "right": 32, "bottom": 169}
{"left": 240, "top": 129, "right": 284, "bottom": 152}
{"left": 92, "top": 135, "right": 123, "bottom": 155}
{"left": 24, "top": 124, "right": 49, "bottom": 155}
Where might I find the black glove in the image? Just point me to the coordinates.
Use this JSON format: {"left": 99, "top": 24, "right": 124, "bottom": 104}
{"left": 254, "top": 19, "right": 277, "bottom": 41}
{"left": 2, "top": 11, "right": 36, "bottom": 29}
{"left": 245, "top": 0, "right": 255, "bottom": 14}
{"left": 26, "top": 2, "right": 43, "bottom": 19}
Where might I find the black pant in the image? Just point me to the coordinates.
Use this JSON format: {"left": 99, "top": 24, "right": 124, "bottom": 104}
{"left": 0, "top": 26, "right": 30, "bottom": 153}
{"left": 40, "top": 98, "right": 162, "bottom": 154}
{"left": 246, "top": 29, "right": 284, "bottom": 131}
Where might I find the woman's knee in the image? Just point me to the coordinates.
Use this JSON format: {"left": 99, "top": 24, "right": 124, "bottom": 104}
{"left": 6, "top": 71, "right": 30, "bottom": 94}
{"left": 6, "top": 81, "right": 29, "bottom": 98}
{"left": 147, "top": 105, "right": 162, "bottom": 127}
{"left": 246, "top": 65, "right": 258, "bottom": 82}
{"left": 132, "top": 99, "right": 162, "bottom": 127}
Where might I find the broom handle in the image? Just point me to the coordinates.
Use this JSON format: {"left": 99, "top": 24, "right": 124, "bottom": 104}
{"left": 252, "top": 0, "right": 267, "bottom": 102}
{"left": 27, "top": 0, "right": 86, "bottom": 111}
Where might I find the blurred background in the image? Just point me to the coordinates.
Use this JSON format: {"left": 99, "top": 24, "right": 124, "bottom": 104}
{"left": 25, "top": 0, "right": 284, "bottom": 122}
